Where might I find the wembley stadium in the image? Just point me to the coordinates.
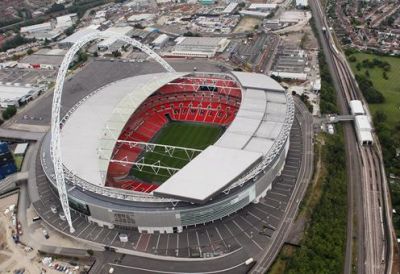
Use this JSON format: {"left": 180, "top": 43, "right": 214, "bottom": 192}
{"left": 40, "top": 70, "right": 294, "bottom": 234}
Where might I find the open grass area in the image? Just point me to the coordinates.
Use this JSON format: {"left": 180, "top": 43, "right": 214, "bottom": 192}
{"left": 13, "top": 155, "right": 23, "bottom": 171}
{"left": 130, "top": 122, "right": 224, "bottom": 184}
{"left": 349, "top": 52, "right": 400, "bottom": 238}
{"left": 348, "top": 53, "right": 400, "bottom": 128}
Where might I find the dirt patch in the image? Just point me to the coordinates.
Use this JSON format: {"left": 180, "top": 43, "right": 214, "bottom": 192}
{"left": 234, "top": 17, "right": 261, "bottom": 33}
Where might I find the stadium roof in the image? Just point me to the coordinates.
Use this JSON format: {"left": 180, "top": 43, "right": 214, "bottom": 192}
{"left": 61, "top": 73, "right": 185, "bottom": 186}
{"left": 154, "top": 146, "right": 262, "bottom": 203}
{"left": 61, "top": 72, "right": 291, "bottom": 203}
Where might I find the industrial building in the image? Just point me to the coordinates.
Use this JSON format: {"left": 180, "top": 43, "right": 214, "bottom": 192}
{"left": 296, "top": 0, "right": 309, "bottom": 7}
{"left": 127, "top": 13, "right": 156, "bottom": 23}
{"left": 151, "top": 34, "right": 169, "bottom": 49}
{"left": 20, "top": 22, "right": 63, "bottom": 40}
{"left": 19, "top": 48, "right": 67, "bottom": 70}
{"left": 0, "top": 142, "right": 17, "bottom": 180}
{"left": 20, "top": 22, "right": 53, "bottom": 35}
{"left": 97, "top": 26, "right": 134, "bottom": 52}
{"left": 271, "top": 46, "right": 308, "bottom": 80}
{"left": 58, "top": 25, "right": 101, "bottom": 48}
{"left": 56, "top": 13, "right": 78, "bottom": 29}
{"left": 167, "top": 37, "right": 230, "bottom": 58}
{"left": 222, "top": 2, "right": 238, "bottom": 14}
{"left": 0, "top": 84, "right": 41, "bottom": 108}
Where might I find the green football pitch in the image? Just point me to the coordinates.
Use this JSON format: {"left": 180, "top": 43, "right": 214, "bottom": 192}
{"left": 130, "top": 122, "right": 224, "bottom": 184}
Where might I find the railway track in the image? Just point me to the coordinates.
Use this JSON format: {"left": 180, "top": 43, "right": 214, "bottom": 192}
{"left": 310, "top": 0, "right": 394, "bottom": 273}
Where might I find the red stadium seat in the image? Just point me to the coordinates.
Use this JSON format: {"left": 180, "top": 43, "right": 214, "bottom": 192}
{"left": 106, "top": 76, "right": 242, "bottom": 192}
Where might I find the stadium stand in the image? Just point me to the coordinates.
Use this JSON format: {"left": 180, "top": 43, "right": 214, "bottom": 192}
{"left": 106, "top": 76, "right": 242, "bottom": 192}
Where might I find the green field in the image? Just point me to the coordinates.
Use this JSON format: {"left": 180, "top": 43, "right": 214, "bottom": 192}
{"left": 348, "top": 53, "right": 400, "bottom": 127}
{"left": 130, "top": 122, "right": 224, "bottom": 184}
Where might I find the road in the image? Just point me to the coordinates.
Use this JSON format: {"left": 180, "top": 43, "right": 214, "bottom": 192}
{"left": 309, "top": 0, "right": 395, "bottom": 273}
{"left": 251, "top": 97, "right": 314, "bottom": 273}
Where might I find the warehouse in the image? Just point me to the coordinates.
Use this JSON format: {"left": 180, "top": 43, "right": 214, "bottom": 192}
{"left": 19, "top": 48, "right": 68, "bottom": 69}
{"left": 0, "top": 84, "right": 41, "bottom": 108}
{"left": 167, "top": 37, "right": 230, "bottom": 58}
{"left": 97, "top": 26, "right": 134, "bottom": 52}
{"left": 58, "top": 25, "right": 101, "bottom": 48}
{"left": 151, "top": 34, "right": 169, "bottom": 49}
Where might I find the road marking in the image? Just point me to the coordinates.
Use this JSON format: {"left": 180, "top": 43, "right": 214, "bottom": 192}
{"left": 134, "top": 233, "right": 142, "bottom": 249}
{"left": 94, "top": 227, "right": 104, "bottom": 241}
{"left": 195, "top": 231, "right": 201, "bottom": 254}
{"left": 205, "top": 229, "right": 215, "bottom": 252}
{"left": 165, "top": 234, "right": 169, "bottom": 256}
{"left": 110, "top": 232, "right": 119, "bottom": 246}
{"left": 76, "top": 223, "right": 91, "bottom": 238}
{"left": 232, "top": 219, "right": 262, "bottom": 250}
{"left": 155, "top": 233, "right": 160, "bottom": 250}
{"left": 107, "top": 261, "right": 246, "bottom": 274}
{"left": 223, "top": 223, "right": 241, "bottom": 246}
{"left": 176, "top": 233, "right": 179, "bottom": 256}
{"left": 214, "top": 227, "right": 227, "bottom": 248}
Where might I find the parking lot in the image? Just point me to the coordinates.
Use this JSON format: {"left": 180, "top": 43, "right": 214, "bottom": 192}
{"left": 12, "top": 59, "right": 228, "bottom": 126}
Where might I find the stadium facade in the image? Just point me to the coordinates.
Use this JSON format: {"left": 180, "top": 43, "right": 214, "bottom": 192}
{"left": 41, "top": 70, "right": 294, "bottom": 234}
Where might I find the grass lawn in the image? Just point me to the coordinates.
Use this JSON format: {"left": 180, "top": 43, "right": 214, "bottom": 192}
{"left": 348, "top": 53, "right": 400, "bottom": 127}
{"left": 13, "top": 155, "right": 23, "bottom": 171}
{"left": 130, "top": 122, "right": 224, "bottom": 184}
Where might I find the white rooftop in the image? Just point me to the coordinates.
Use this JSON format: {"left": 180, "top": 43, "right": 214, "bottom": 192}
{"left": 61, "top": 72, "right": 291, "bottom": 202}
{"left": 231, "top": 71, "right": 285, "bottom": 92}
{"left": 59, "top": 25, "right": 100, "bottom": 45}
{"left": 14, "top": 143, "right": 28, "bottom": 155}
{"left": 0, "top": 85, "right": 36, "bottom": 101}
{"left": 355, "top": 115, "right": 372, "bottom": 131}
{"left": 350, "top": 100, "right": 365, "bottom": 115}
{"left": 61, "top": 73, "right": 184, "bottom": 186}
{"left": 154, "top": 146, "right": 262, "bottom": 202}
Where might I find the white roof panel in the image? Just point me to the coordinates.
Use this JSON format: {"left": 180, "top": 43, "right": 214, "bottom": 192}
{"left": 214, "top": 132, "right": 252, "bottom": 149}
{"left": 350, "top": 100, "right": 365, "bottom": 115}
{"left": 355, "top": 115, "right": 372, "bottom": 131}
{"left": 244, "top": 138, "right": 275, "bottom": 154}
{"left": 61, "top": 73, "right": 185, "bottom": 186}
{"left": 255, "top": 121, "right": 282, "bottom": 139}
{"left": 232, "top": 72, "right": 285, "bottom": 92}
{"left": 154, "top": 146, "right": 262, "bottom": 202}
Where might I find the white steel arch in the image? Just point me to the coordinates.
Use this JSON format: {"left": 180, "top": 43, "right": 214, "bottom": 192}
{"left": 51, "top": 32, "right": 175, "bottom": 233}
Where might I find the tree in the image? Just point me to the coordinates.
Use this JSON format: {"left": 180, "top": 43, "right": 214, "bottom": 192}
{"left": 112, "top": 50, "right": 121, "bottom": 58}
{"left": 47, "top": 3, "right": 65, "bottom": 13}
{"left": 383, "top": 71, "right": 388, "bottom": 80}
{"left": 27, "top": 48, "right": 33, "bottom": 55}
{"left": 78, "top": 51, "right": 88, "bottom": 62}
{"left": 348, "top": 55, "right": 356, "bottom": 62}
{"left": 64, "top": 26, "right": 75, "bottom": 36}
{"left": 373, "top": 110, "right": 387, "bottom": 125}
{"left": 2, "top": 105, "right": 17, "bottom": 120}
{"left": 86, "top": 249, "right": 94, "bottom": 256}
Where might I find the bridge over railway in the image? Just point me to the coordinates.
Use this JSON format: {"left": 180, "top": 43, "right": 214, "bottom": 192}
{"left": 325, "top": 114, "right": 355, "bottom": 123}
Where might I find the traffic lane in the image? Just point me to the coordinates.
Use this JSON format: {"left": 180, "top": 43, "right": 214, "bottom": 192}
{"left": 98, "top": 249, "right": 252, "bottom": 274}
